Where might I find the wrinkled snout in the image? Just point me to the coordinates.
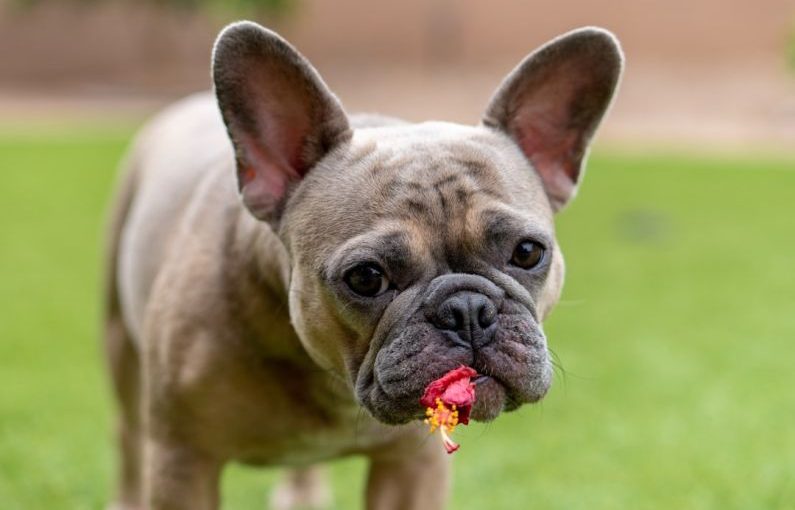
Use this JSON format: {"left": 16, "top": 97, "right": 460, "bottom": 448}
{"left": 358, "top": 272, "right": 551, "bottom": 424}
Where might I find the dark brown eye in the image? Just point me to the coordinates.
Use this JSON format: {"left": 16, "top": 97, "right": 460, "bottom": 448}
{"left": 511, "top": 240, "right": 545, "bottom": 269}
{"left": 344, "top": 263, "right": 390, "bottom": 297}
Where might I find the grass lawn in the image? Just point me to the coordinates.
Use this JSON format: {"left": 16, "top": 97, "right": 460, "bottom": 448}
{"left": 1, "top": 128, "right": 794, "bottom": 509}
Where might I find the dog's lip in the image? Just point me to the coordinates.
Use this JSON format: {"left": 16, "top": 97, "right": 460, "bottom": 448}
{"left": 469, "top": 376, "right": 507, "bottom": 421}
{"left": 473, "top": 374, "right": 491, "bottom": 385}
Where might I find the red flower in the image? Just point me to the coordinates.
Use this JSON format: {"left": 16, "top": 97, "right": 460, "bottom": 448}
{"left": 420, "top": 366, "right": 477, "bottom": 454}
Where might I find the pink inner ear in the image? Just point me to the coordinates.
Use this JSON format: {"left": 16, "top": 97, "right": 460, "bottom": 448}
{"left": 512, "top": 111, "right": 582, "bottom": 210}
{"left": 238, "top": 128, "right": 304, "bottom": 219}
{"left": 484, "top": 32, "right": 621, "bottom": 211}
{"left": 506, "top": 60, "right": 594, "bottom": 210}
{"left": 234, "top": 85, "right": 315, "bottom": 215}
{"left": 258, "top": 106, "right": 312, "bottom": 177}
{"left": 215, "top": 27, "right": 351, "bottom": 222}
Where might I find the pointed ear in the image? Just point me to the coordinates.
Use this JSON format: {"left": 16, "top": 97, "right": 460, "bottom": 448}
{"left": 212, "top": 21, "right": 351, "bottom": 223}
{"left": 482, "top": 27, "right": 623, "bottom": 211}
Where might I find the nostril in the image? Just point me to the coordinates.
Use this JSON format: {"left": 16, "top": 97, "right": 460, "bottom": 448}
{"left": 451, "top": 306, "right": 467, "bottom": 331}
{"left": 434, "top": 297, "right": 466, "bottom": 330}
{"left": 477, "top": 302, "right": 497, "bottom": 328}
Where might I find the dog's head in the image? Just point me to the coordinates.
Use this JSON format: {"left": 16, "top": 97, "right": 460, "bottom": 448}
{"left": 212, "top": 22, "right": 623, "bottom": 424}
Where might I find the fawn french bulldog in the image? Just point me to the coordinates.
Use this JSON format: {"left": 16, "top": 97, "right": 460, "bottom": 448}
{"left": 105, "top": 21, "right": 622, "bottom": 509}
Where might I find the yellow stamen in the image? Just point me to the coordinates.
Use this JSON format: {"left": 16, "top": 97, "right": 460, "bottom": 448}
{"left": 425, "top": 397, "right": 462, "bottom": 452}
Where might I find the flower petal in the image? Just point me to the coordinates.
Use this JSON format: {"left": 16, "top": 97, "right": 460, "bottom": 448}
{"left": 420, "top": 366, "right": 477, "bottom": 408}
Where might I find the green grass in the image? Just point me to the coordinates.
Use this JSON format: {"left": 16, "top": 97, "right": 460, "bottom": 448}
{"left": 1, "top": 129, "right": 794, "bottom": 509}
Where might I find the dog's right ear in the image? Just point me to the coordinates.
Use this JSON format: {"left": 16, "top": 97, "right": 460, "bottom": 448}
{"left": 213, "top": 21, "right": 351, "bottom": 224}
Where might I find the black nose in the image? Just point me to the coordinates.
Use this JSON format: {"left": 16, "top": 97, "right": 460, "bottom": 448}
{"left": 432, "top": 291, "right": 498, "bottom": 348}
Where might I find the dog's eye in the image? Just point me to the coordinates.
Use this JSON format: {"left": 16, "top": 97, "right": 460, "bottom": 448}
{"left": 344, "top": 263, "right": 390, "bottom": 297}
{"left": 511, "top": 240, "right": 545, "bottom": 269}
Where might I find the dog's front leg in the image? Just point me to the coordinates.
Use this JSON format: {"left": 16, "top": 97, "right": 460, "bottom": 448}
{"left": 365, "top": 435, "right": 451, "bottom": 510}
{"left": 143, "top": 436, "right": 222, "bottom": 510}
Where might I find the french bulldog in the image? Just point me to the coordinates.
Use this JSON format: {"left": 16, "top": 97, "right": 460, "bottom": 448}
{"left": 104, "top": 20, "right": 623, "bottom": 510}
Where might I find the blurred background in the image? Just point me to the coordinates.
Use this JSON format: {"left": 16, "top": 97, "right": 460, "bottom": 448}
{"left": 2, "top": 0, "right": 795, "bottom": 148}
{"left": 1, "top": 0, "right": 794, "bottom": 509}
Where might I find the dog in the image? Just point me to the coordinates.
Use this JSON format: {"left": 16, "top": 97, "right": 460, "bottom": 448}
{"left": 104, "top": 20, "right": 623, "bottom": 510}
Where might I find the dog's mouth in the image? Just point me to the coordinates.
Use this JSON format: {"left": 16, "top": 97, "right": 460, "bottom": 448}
{"left": 355, "top": 312, "right": 552, "bottom": 425}
{"left": 472, "top": 374, "right": 490, "bottom": 385}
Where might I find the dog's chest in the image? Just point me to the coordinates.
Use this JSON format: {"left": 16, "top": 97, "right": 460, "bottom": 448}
{"left": 184, "top": 351, "right": 410, "bottom": 465}
{"left": 223, "top": 376, "right": 407, "bottom": 465}
{"left": 234, "top": 415, "right": 403, "bottom": 466}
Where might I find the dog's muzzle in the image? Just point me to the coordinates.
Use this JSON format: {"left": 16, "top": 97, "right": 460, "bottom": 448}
{"left": 424, "top": 274, "right": 506, "bottom": 349}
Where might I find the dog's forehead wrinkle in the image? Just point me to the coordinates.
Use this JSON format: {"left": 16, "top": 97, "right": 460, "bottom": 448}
{"left": 303, "top": 123, "right": 539, "bottom": 222}
{"left": 294, "top": 124, "right": 555, "bottom": 290}
{"left": 324, "top": 129, "right": 548, "bottom": 272}
{"left": 329, "top": 224, "right": 413, "bottom": 265}
{"left": 295, "top": 120, "right": 554, "bottom": 284}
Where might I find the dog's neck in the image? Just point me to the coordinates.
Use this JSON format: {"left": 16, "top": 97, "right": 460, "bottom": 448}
{"left": 226, "top": 209, "right": 356, "bottom": 397}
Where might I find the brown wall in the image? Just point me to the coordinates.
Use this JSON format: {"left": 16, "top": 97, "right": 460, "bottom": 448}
{"left": 0, "top": 0, "right": 792, "bottom": 93}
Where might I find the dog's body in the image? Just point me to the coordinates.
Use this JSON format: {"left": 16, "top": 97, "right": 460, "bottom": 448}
{"left": 105, "top": 22, "right": 622, "bottom": 510}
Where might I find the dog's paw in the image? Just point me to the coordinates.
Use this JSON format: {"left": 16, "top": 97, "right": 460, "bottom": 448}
{"left": 269, "top": 466, "right": 332, "bottom": 510}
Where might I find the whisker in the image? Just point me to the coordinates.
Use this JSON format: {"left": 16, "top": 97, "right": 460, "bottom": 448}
{"left": 548, "top": 347, "right": 568, "bottom": 389}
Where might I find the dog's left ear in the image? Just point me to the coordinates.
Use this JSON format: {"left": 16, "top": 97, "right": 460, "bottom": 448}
{"left": 483, "top": 27, "right": 623, "bottom": 211}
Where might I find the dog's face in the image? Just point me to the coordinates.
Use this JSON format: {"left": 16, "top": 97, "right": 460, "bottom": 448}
{"left": 284, "top": 125, "right": 563, "bottom": 423}
{"left": 213, "top": 22, "right": 623, "bottom": 424}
